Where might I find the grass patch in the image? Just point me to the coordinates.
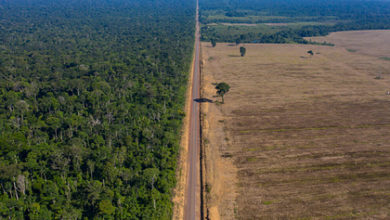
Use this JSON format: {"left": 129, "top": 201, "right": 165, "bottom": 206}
{"left": 205, "top": 183, "right": 212, "bottom": 194}
{"left": 246, "top": 157, "right": 258, "bottom": 162}
{"left": 221, "top": 152, "right": 233, "bottom": 158}
{"left": 347, "top": 48, "right": 357, "bottom": 53}
{"left": 380, "top": 56, "right": 390, "bottom": 61}
{"left": 262, "top": 201, "right": 273, "bottom": 205}
{"left": 247, "top": 147, "right": 259, "bottom": 152}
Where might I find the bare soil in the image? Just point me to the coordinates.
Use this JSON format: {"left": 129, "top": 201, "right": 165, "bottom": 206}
{"left": 200, "top": 41, "right": 390, "bottom": 219}
{"left": 201, "top": 61, "right": 238, "bottom": 220}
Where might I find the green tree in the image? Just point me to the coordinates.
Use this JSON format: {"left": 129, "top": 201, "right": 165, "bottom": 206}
{"left": 215, "top": 82, "right": 230, "bottom": 104}
{"left": 143, "top": 168, "right": 160, "bottom": 209}
{"left": 0, "top": 0, "right": 196, "bottom": 218}
{"left": 240, "top": 46, "right": 246, "bottom": 57}
{"left": 211, "top": 39, "right": 216, "bottom": 47}
{"left": 99, "top": 200, "right": 115, "bottom": 217}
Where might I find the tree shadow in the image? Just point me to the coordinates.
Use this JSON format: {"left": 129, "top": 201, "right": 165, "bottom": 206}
{"left": 194, "top": 98, "right": 214, "bottom": 103}
{"left": 228, "top": 54, "right": 240, "bottom": 57}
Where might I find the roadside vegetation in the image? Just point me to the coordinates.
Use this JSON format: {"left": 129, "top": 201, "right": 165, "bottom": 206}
{"left": 199, "top": 0, "right": 390, "bottom": 44}
{"left": 0, "top": 0, "right": 195, "bottom": 219}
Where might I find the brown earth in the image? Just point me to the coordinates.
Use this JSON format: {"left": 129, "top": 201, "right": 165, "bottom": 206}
{"left": 306, "top": 30, "right": 390, "bottom": 59}
{"left": 200, "top": 41, "right": 390, "bottom": 219}
{"left": 200, "top": 57, "right": 238, "bottom": 220}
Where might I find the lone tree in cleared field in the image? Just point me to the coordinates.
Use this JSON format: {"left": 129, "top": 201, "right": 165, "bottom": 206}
{"left": 215, "top": 82, "right": 230, "bottom": 103}
{"left": 211, "top": 39, "right": 216, "bottom": 47}
{"left": 240, "top": 46, "right": 246, "bottom": 57}
{"left": 307, "top": 50, "right": 314, "bottom": 56}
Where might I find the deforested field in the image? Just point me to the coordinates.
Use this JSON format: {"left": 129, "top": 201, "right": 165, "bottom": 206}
{"left": 201, "top": 38, "right": 390, "bottom": 219}
{"left": 306, "top": 30, "right": 390, "bottom": 59}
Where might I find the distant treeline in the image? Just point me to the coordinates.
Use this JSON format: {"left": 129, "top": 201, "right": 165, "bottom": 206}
{"left": 200, "top": 0, "right": 390, "bottom": 21}
{"left": 0, "top": 0, "right": 195, "bottom": 219}
{"left": 202, "top": 21, "right": 390, "bottom": 44}
{"left": 200, "top": 0, "right": 390, "bottom": 43}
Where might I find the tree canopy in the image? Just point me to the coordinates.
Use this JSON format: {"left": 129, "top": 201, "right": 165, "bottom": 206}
{"left": 0, "top": 0, "right": 195, "bottom": 219}
{"left": 240, "top": 47, "right": 246, "bottom": 57}
{"left": 200, "top": 0, "right": 390, "bottom": 44}
{"left": 211, "top": 39, "right": 217, "bottom": 47}
{"left": 215, "top": 82, "right": 230, "bottom": 103}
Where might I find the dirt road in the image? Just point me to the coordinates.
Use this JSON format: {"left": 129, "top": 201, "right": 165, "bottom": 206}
{"left": 184, "top": 0, "right": 201, "bottom": 219}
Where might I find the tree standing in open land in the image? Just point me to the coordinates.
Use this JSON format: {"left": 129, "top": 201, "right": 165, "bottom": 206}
{"left": 211, "top": 39, "right": 216, "bottom": 47}
{"left": 240, "top": 46, "right": 246, "bottom": 57}
{"left": 215, "top": 82, "right": 230, "bottom": 104}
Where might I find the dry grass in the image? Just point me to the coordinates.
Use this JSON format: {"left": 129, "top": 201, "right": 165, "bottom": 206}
{"left": 200, "top": 39, "right": 390, "bottom": 219}
{"left": 306, "top": 30, "right": 390, "bottom": 58}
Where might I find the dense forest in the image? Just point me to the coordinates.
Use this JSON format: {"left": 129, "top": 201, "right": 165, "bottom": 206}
{"left": 0, "top": 0, "right": 195, "bottom": 219}
{"left": 200, "top": 0, "right": 390, "bottom": 43}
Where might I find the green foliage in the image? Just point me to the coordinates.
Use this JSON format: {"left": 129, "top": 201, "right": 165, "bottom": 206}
{"left": 211, "top": 39, "right": 217, "bottom": 47}
{"left": 240, "top": 47, "right": 246, "bottom": 57}
{"left": 215, "top": 82, "right": 230, "bottom": 103}
{"left": 0, "top": 0, "right": 195, "bottom": 218}
{"left": 99, "top": 200, "right": 116, "bottom": 217}
{"left": 200, "top": 0, "right": 390, "bottom": 44}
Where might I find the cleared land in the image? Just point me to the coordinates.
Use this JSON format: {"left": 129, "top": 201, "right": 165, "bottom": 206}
{"left": 201, "top": 39, "right": 390, "bottom": 219}
{"left": 306, "top": 30, "right": 390, "bottom": 59}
